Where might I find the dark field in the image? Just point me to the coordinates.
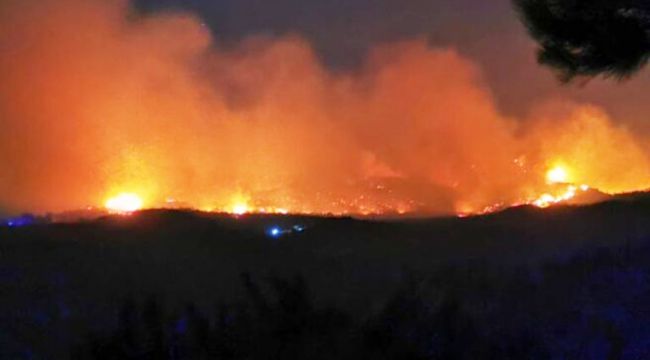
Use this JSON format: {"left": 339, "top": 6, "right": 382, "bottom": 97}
{"left": 3, "top": 195, "right": 650, "bottom": 359}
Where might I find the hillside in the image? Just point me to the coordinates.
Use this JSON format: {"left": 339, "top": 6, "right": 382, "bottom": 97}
{"left": 2, "top": 195, "right": 650, "bottom": 358}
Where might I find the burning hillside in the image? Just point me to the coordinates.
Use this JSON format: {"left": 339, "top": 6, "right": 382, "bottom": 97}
{"left": 1, "top": 0, "right": 649, "bottom": 217}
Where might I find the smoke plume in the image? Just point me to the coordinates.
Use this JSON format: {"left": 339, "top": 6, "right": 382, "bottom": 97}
{"left": 0, "top": 0, "right": 648, "bottom": 215}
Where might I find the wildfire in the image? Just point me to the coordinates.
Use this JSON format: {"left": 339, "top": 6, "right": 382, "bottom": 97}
{"left": 105, "top": 193, "right": 143, "bottom": 214}
{"left": 459, "top": 164, "right": 600, "bottom": 216}
{"left": 195, "top": 194, "right": 293, "bottom": 216}
{"left": 546, "top": 166, "right": 569, "bottom": 184}
{"left": 98, "top": 164, "right": 597, "bottom": 217}
{"left": 533, "top": 186, "right": 578, "bottom": 208}
{"left": 96, "top": 162, "right": 610, "bottom": 218}
{"left": 226, "top": 202, "right": 291, "bottom": 216}
{"left": 532, "top": 165, "right": 592, "bottom": 208}
{"left": 231, "top": 202, "right": 250, "bottom": 215}
{"left": 4, "top": 0, "right": 650, "bottom": 220}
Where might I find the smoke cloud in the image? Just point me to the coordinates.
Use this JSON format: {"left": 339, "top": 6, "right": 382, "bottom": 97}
{"left": 0, "top": 0, "right": 648, "bottom": 215}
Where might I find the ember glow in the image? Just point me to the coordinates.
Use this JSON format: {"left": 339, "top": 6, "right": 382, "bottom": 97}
{"left": 1, "top": 0, "right": 650, "bottom": 217}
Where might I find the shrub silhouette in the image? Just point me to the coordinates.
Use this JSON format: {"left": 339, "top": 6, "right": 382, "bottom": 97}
{"left": 72, "top": 274, "right": 549, "bottom": 359}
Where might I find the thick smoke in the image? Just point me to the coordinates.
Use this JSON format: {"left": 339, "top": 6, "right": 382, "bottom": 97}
{"left": 0, "top": 0, "right": 648, "bottom": 215}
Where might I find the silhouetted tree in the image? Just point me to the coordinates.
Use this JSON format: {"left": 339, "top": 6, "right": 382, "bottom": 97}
{"left": 514, "top": 0, "right": 650, "bottom": 81}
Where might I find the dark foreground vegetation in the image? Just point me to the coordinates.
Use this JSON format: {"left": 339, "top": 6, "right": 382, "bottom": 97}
{"left": 3, "top": 194, "right": 650, "bottom": 359}
{"left": 73, "top": 274, "right": 549, "bottom": 360}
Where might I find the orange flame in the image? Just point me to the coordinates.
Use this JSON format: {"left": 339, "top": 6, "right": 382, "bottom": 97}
{"left": 0, "top": 0, "right": 649, "bottom": 217}
{"left": 546, "top": 166, "right": 569, "bottom": 184}
{"left": 105, "top": 193, "right": 143, "bottom": 214}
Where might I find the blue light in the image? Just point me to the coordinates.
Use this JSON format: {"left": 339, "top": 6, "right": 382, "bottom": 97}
{"left": 4, "top": 215, "right": 36, "bottom": 228}
{"left": 268, "top": 226, "right": 282, "bottom": 238}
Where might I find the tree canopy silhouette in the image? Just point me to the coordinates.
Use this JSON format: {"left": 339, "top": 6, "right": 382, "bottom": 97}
{"left": 514, "top": 0, "right": 650, "bottom": 81}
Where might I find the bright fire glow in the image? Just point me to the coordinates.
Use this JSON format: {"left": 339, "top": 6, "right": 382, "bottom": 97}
{"left": 105, "top": 193, "right": 143, "bottom": 213}
{"left": 4, "top": 0, "right": 650, "bottom": 218}
{"left": 530, "top": 165, "right": 591, "bottom": 208}
{"left": 97, "top": 162, "right": 617, "bottom": 217}
{"left": 463, "top": 164, "right": 598, "bottom": 216}
{"left": 231, "top": 202, "right": 250, "bottom": 215}
{"left": 546, "top": 166, "right": 569, "bottom": 184}
{"left": 533, "top": 185, "right": 579, "bottom": 208}
{"left": 225, "top": 193, "right": 252, "bottom": 215}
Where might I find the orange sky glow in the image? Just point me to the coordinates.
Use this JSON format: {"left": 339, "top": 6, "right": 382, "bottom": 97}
{"left": 1, "top": 0, "right": 649, "bottom": 217}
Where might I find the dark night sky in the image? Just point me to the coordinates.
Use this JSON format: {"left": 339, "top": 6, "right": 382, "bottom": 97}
{"left": 133, "top": 0, "right": 650, "bottom": 132}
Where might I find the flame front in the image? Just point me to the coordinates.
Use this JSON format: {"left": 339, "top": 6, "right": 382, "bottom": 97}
{"left": 532, "top": 185, "right": 580, "bottom": 208}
